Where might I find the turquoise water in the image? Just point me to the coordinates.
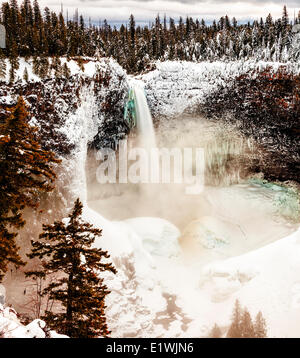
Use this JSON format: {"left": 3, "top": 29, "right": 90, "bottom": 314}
{"left": 124, "top": 89, "right": 136, "bottom": 128}
{"left": 248, "top": 178, "right": 300, "bottom": 223}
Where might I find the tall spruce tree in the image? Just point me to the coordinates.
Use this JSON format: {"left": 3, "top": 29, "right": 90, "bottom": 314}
{"left": 282, "top": 5, "right": 289, "bottom": 29}
{"left": 0, "top": 49, "right": 6, "bottom": 79}
{"left": 226, "top": 300, "right": 268, "bottom": 338}
{"left": 254, "top": 311, "right": 267, "bottom": 338}
{"left": 0, "top": 97, "right": 60, "bottom": 280}
{"left": 23, "top": 66, "right": 29, "bottom": 81}
{"left": 8, "top": 40, "right": 19, "bottom": 83}
{"left": 240, "top": 308, "right": 255, "bottom": 338}
{"left": 209, "top": 323, "right": 222, "bottom": 338}
{"left": 26, "top": 198, "right": 117, "bottom": 338}
{"left": 226, "top": 299, "right": 242, "bottom": 338}
{"left": 62, "top": 62, "right": 70, "bottom": 78}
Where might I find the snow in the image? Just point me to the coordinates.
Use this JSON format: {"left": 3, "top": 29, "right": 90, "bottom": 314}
{"left": 0, "top": 304, "right": 67, "bottom": 338}
{"left": 124, "top": 217, "right": 181, "bottom": 257}
{"left": 0, "top": 56, "right": 124, "bottom": 86}
{"left": 199, "top": 228, "right": 300, "bottom": 338}
{"left": 83, "top": 206, "right": 137, "bottom": 257}
{"left": 49, "top": 330, "right": 69, "bottom": 338}
{"left": 83, "top": 180, "right": 299, "bottom": 337}
{"left": 140, "top": 60, "right": 300, "bottom": 117}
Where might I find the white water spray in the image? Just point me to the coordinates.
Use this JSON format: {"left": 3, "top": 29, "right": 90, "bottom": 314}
{"left": 133, "top": 86, "right": 157, "bottom": 149}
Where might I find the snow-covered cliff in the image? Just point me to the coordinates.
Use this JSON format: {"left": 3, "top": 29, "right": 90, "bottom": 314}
{"left": 140, "top": 60, "right": 300, "bottom": 118}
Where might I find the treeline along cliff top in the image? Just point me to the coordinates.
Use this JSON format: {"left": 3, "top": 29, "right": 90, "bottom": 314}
{"left": 0, "top": 1, "right": 300, "bottom": 74}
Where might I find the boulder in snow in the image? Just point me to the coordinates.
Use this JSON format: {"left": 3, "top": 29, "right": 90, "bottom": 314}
{"left": 124, "top": 217, "right": 181, "bottom": 257}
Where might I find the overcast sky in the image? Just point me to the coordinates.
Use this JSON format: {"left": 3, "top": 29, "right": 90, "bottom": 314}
{"left": 22, "top": 0, "right": 300, "bottom": 23}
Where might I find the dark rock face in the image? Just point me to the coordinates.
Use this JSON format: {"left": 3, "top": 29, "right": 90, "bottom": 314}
{"left": 0, "top": 63, "right": 129, "bottom": 155}
{"left": 90, "top": 68, "right": 129, "bottom": 150}
{"left": 201, "top": 67, "right": 300, "bottom": 183}
{"left": 0, "top": 77, "right": 79, "bottom": 155}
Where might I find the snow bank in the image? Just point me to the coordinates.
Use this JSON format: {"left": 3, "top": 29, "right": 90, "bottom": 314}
{"left": 0, "top": 57, "right": 118, "bottom": 84}
{"left": 141, "top": 60, "right": 300, "bottom": 117}
{"left": 124, "top": 217, "right": 181, "bottom": 257}
{"left": 198, "top": 228, "right": 300, "bottom": 337}
{"left": 0, "top": 304, "right": 67, "bottom": 338}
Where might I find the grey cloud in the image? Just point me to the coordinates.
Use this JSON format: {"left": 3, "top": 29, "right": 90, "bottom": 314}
{"left": 43, "top": 0, "right": 300, "bottom": 23}
{"left": 79, "top": 0, "right": 300, "bottom": 4}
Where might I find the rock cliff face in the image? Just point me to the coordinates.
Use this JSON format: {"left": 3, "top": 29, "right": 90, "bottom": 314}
{"left": 140, "top": 60, "right": 300, "bottom": 183}
{"left": 1, "top": 58, "right": 298, "bottom": 183}
{"left": 200, "top": 67, "right": 300, "bottom": 183}
{"left": 140, "top": 60, "right": 298, "bottom": 118}
{"left": 0, "top": 58, "right": 129, "bottom": 156}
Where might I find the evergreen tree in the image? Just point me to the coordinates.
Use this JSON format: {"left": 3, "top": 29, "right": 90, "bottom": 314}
{"left": 51, "top": 56, "right": 63, "bottom": 77}
{"left": 282, "top": 5, "right": 289, "bottom": 29}
{"left": 32, "top": 55, "right": 40, "bottom": 76}
{"left": 281, "top": 6, "right": 290, "bottom": 47}
{"left": 232, "top": 17, "right": 237, "bottom": 28}
{"left": 265, "top": 13, "right": 274, "bottom": 45}
{"left": 39, "top": 56, "right": 49, "bottom": 79}
{"left": 254, "top": 311, "right": 267, "bottom": 338}
{"left": 127, "top": 14, "right": 136, "bottom": 72}
{"left": 209, "top": 323, "right": 222, "bottom": 338}
{"left": 225, "top": 300, "right": 268, "bottom": 338}
{"left": 62, "top": 62, "right": 70, "bottom": 78}
{"left": 23, "top": 66, "right": 29, "bottom": 81}
{"left": 8, "top": 40, "right": 19, "bottom": 83}
{"left": 224, "top": 15, "right": 231, "bottom": 30}
{"left": 240, "top": 308, "right": 255, "bottom": 338}
{"left": 33, "top": 0, "right": 42, "bottom": 27}
{"left": 0, "top": 97, "right": 60, "bottom": 280}
{"left": 226, "top": 299, "right": 242, "bottom": 338}
{"left": 0, "top": 50, "right": 6, "bottom": 79}
{"left": 129, "top": 14, "right": 135, "bottom": 48}
{"left": 26, "top": 198, "right": 117, "bottom": 338}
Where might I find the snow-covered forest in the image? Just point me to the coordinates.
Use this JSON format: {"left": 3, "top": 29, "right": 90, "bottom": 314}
{"left": 0, "top": 0, "right": 300, "bottom": 339}
{"left": 0, "top": 1, "right": 300, "bottom": 76}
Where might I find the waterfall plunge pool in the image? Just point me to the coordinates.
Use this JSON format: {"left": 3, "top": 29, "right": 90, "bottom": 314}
{"left": 86, "top": 115, "right": 300, "bottom": 265}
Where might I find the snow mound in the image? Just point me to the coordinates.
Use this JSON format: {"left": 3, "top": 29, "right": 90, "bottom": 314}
{"left": 0, "top": 304, "right": 67, "bottom": 338}
{"left": 181, "top": 216, "right": 230, "bottom": 250}
{"left": 124, "top": 217, "right": 181, "bottom": 257}
{"left": 0, "top": 57, "right": 123, "bottom": 84}
{"left": 200, "top": 228, "right": 300, "bottom": 337}
{"left": 82, "top": 206, "right": 148, "bottom": 259}
{"left": 82, "top": 207, "right": 156, "bottom": 282}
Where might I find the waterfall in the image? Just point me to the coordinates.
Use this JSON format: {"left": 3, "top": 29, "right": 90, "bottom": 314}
{"left": 133, "top": 86, "right": 157, "bottom": 149}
